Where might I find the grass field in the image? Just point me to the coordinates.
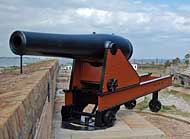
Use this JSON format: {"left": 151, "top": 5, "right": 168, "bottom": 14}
{"left": 137, "top": 64, "right": 167, "bottom": 76}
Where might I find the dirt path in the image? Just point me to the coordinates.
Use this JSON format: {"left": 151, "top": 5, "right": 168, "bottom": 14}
{"left": 140, "top": 113, "right": 190, "bottom": 139}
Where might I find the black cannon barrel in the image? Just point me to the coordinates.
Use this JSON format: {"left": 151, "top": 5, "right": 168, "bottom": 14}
{"left": 9, "top": 31, "right": 133, "bottom": 64}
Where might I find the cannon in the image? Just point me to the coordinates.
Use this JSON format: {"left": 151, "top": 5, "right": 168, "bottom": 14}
{"left": 10, "top": 31, "right": 172, "bottom": 130}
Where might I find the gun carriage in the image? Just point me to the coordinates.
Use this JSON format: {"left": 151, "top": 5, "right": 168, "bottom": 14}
{"left": 10, "top": 31, "right": 172, "bottom": 129}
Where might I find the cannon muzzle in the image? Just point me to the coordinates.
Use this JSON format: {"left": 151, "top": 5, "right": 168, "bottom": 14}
{"left": 10, "top": 31, "right": 133, "bottom": 65}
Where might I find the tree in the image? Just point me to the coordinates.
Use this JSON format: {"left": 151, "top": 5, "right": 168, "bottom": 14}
{"left": 185, "top": 59, "right": 189, "bottom": 66}
{"left": 185, "top": 53, "right": 190, "bottom": 59}
{"left": 172, "top": 57, "right": 180, "bottom": 65}
{"left": 185, "top": 53, "right": 190, "bottom": 66}
{"left": 164, "top": 60, "right": 171, "bottom": 68}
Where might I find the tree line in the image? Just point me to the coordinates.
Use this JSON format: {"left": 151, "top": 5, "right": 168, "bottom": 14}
{"left": 164, "top": 53, "right": 190, "bottom": 68}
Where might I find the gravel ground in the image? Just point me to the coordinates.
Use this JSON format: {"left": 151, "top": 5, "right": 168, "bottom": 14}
{"left": 160, "top": 93, "right": 190, "bottom": 112}
{"left": 168, "top": 86, "right": 190, "bottom": 95}
{"left": 140, "top": 113, "right": 190, "bottom": 139}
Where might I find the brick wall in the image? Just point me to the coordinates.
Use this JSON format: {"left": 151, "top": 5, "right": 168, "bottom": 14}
{"left": 0, "top": 60, "right": 59, "bottom": 139}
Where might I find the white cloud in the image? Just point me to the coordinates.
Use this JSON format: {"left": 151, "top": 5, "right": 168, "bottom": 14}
{"left": 177, "top": 5, "right": 190, "bottom": 12}
{"left": 0, "top": 4, "right": 17, "bottom": 11}
{"left": 76, "top": 8, "right": 94, "bottom": 17}
{"left": 0, "top": 0, "right": 190, "bottom": 58}
{"left": 173, "top": 16, "right": 190, "bottom": 32}
{"left": 76, "top": 8, "right": 112, "bottom": 25}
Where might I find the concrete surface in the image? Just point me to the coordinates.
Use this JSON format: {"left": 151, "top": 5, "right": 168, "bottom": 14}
{"left": 52, "top": 107, "right": 165, "bottom": 139}
{"left": 52, "top": 90, "right": 165, "bottom": 139}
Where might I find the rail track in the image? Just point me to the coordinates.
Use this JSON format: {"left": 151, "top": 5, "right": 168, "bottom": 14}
{"left": 134, "top": 110, "right": 190, "bottom": 125}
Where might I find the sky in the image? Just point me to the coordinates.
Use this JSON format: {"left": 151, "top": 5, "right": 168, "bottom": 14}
{"left": 0, "top": 0, "right": 190, "bottom": 59}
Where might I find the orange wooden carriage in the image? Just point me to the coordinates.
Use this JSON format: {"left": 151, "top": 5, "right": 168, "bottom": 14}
{"left": 62, "top": 48, "right": 172, "bottom": 128}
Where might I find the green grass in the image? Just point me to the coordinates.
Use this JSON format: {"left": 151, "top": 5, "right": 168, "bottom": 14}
{"left": 137, "top": 65, "right": 166, "bottom": 76}
{"left": 136, "top": 99, "right": 190, "bottom": 117}
{"left": 172, "top": 83, "right": 182, "bottom": 87}
{"left": 179, "top": 93, "right": 190, "bottom": 102}
{"left": 1, "top": 66, "right": 20, "bottom": 73}
{"left": 172, "top": 83, "right": 190, "bottom": 89}
{"left": 135, "top": 97, "right": 149, "bottom": 111}
{"left": 26, "top": 59, "right": 56, "bottom": 66}
{"left": 161, "top": 105, "right": 190, "bottom": 117}
{"left": 162, "top": 89, "right": 190, "bottom": 102}
{"left": 135, "top": 89, "right": 190, "bottom": 117}
{"left": 159, "top": 89, "right": 190, "bottom": 117}
{"left": 160, "top": 105, "right": 176, "bottom": 112}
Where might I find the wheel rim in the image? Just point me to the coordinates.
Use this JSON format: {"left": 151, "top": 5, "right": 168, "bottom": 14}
{"left": 124, "top": 100, "right": 136, "bottom": 109}
{"left": 149, "top": 100, "right": 161, "bottom": 112}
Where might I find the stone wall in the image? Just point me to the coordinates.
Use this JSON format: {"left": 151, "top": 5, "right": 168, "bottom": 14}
{"left": 0, "top": 60, "right": 59, "bottom": 139}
